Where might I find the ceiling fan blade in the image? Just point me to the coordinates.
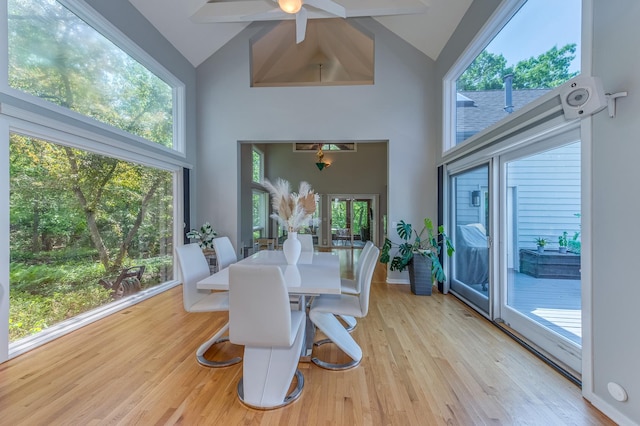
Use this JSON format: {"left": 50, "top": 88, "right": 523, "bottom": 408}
{"left": 337, "top": 0, "right": 427, "bottom": 18}
{"left": 296, "top": 7, "right": 308, "bottom": 43}
{"left": 303, "top": 0, "right": 346, "bottom": 18}
{"left": 190, "top": 0, "right": 280, "bottom": 23}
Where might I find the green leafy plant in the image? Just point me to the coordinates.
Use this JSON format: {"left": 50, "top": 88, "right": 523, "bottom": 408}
{"left": 558, "top": 232, "right": 568, "bottom": 248}
{"left": 186, "top": 222, "right": 217, "bottom": 250}
{"left": 535, "top": 237, "right": 548, "bottom": 247}
{"left": 380, "top": 218, "right": 454, "bottom": 283}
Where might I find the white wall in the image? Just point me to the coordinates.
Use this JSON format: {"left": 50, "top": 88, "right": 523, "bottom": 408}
{"left": 196, "top": 18, "right": 438, "bottom": 275}
{"left": 590, "top": 0, "right": 640, "bottom": 423}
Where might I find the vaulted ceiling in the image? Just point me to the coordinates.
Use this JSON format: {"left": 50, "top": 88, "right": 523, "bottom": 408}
{"left": 127, "top": 0, "right": 473, "bottom": 67}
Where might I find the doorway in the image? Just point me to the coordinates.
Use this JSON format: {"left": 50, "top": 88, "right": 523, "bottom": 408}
{"left": 328, "top": 195, "right": 377, "bottom": 248}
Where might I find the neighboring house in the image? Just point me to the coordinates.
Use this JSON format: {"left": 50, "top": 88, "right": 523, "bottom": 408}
{"left": 457, "top": 88, "right": 552, "bottom": 142}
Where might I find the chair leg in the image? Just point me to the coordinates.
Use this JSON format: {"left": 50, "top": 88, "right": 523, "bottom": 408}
{"left": 310, "top": 311, "right": 362, "bottom": 370}
{"left": 236, "top": 316, "right": 306, "bottom": 409}
{"left": 196, "top": 322, "right": 242, "bottom": 368}
{"left": 237, "top": 370, "right": 304, "bottom": 410}
{"left": 338, "top": 315, "right": 357, "bottom": 332}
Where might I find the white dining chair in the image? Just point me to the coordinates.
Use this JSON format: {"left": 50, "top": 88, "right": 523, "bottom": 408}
{"left": 212, "top": 236, "right": 238, "bottom": 270}
{"left": 175, "top": 243, "right": 241, "bottom": 368}
{"left": 229, "top": 264, "right": 306, "bottom": 409}
{"left": 337, "top": 241, "right": 375, "bottom": 332}
{"left": 298, "top": 233, "right": 314, "bottom": 253}
{"left": 309, "top": 245, "right": 379, "bottom": 370}
{"left": 341, "top": 240, "right": 375, "bottom": 295}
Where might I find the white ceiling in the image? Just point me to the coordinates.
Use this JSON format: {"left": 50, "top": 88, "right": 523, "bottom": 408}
{"left": 127, "top": 0, "right": 473, "bottom": 67}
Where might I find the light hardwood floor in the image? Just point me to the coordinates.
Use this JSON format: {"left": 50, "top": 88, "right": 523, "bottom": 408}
{"left": 0, "top": 250, "right": 613, "bottom": 425}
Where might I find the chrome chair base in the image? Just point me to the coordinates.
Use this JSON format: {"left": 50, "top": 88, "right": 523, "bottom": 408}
{"left": 237, "top": 370, "right": 304, "bottom": 410}
{"left": 311, "top": 339, "right": 360, "bottom": 370}
{"left": 196, "top": 334, "right": 242, "bottom": 368}
{"left": 338, "top": 315, "right": 357, "bottom": 332}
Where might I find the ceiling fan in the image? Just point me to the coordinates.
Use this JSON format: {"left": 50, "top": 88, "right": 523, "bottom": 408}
{"left": 189, "top": 0, "right": 428, "bottom": 44}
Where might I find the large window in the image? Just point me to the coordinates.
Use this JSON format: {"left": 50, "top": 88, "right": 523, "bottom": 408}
{"left": 7, "top": 0, "right": 177, "bottom": 149}
{"left": 1, "top": 0, "right": 186, "bottom": 361}
{"left": 9, "top": 133, "right": 174, "bottom": 342}
{"left": 448, "top": 0, "right": 581, "bottom": 148}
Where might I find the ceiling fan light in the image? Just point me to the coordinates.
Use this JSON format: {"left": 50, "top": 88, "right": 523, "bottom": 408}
{"left": 278, "top": 0, "right": 302, "bottom": 14}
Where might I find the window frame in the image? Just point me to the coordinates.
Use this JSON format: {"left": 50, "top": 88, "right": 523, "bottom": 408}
{"left": 1, "top": 0, "right": 186, "bottom": 157}
{"left": 3, "top": 112, "right": 184, "bottom": 361}
{"left": 442, "top": 0, "right": 527, "bottom": 154}
{"left": 0, "top": 0, "right": 189, "bottom": 362}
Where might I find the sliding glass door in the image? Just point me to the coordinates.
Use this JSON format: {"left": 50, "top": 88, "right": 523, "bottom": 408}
{"left": 446, "top": 129, "right": 583, "bottom": 374}
{"left": 449, "top": 164, "right": 491, "bottom": 316}
{"left": 500, "top": 141, "right": 582, "bottom": 372}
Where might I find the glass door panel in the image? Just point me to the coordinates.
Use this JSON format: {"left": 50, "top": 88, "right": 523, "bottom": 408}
{"left": 449, "top": 165, "right": 490, "bottom": 316}
{"left": 330, "top": 198, "right": 351, "bottom": 247}
{"left": 329, "top": 197, "right": 373, "bottom": 248}
{"left": 352, "top": 200, "right": 371, "bottom": 247}
{"left": 502, "top": 141, "right": 582, "bottom": 371}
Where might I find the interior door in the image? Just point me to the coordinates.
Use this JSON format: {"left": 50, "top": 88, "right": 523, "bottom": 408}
{"left": 329, "top": 196, "right": 376, "bottom": 248}
{"left": 330, "top": 197, "right": 352, "bottom": 247}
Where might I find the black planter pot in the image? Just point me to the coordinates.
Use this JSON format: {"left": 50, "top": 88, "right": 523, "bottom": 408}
{"left": 407, "top": 256, "right": 433, "bottom": 296}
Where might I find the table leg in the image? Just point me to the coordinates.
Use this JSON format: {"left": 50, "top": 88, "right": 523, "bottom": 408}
{"left": 297, "top": 295, "right": 315, "bottom": 362}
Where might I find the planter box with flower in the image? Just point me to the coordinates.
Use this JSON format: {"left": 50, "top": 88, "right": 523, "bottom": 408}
{"left": 263, "top": 178, "right": 318, "bottom": 265}
{"left": 380, "top": 218, "right": 454, "bottom": 295}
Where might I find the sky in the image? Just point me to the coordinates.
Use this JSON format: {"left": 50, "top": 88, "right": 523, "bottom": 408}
{"left": 485, "top": 0, "right": 582, "bottom": 72}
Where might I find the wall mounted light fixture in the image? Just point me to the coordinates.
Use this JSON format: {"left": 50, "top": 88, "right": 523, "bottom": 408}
{"left": 471, "top": 190, "right": 481, "bottom": 207}
{"left": 315, "top": 146, "right": 331, "bottom": 171}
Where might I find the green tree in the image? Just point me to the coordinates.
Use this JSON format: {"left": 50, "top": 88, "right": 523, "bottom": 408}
{"left": 8, "top": 0, "right": 173, "bottom": 273}
{"left": 8, "top": 0, "right": 172, "bottom": 147}
{"left": 512, "top": 44, "right": 578, "bottom": 89}
{"left": 457, "top": 51, "right": 509, "bottom": 90}
{"left": 457, "top": 44, "right": 578, "bottom": 91}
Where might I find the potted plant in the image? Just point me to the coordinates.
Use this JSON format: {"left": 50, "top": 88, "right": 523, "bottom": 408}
{"left": 558, "top": 232, "right": 568, "bottom": 253}
{"left": 186, "top": 222, "right": 217, "bottom": 250}
{"left": 535, "top": 237, "right": 547, "bottom": 254}
{"left": 380, "top": 218, "right": 454, "bottom": 295}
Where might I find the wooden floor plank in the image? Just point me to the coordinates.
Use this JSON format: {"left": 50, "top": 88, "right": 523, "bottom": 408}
{"left": 0, "top": 251, "right": 613, "bottom": 425}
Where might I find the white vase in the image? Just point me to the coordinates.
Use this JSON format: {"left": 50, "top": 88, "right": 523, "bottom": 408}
{"left": 283, "top": 232, "right": 302, "bottom": 265}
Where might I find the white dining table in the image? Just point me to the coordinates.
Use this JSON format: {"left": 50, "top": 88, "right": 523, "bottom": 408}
{"left": 197, "top": 250, "right": 341, "bottom": 295}
{"left": 197, "top": 250, "right": 342, "bottom": 359}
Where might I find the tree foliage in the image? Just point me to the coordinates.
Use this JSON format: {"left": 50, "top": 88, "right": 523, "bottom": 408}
{"left": 8, "top": 0, "right": 173, "bottom": 147}
{"left": 8, "top": 0, "right": 176, "bottom": 340}
{"left": 457, "top": 44, "right": 578, "bottom": 91}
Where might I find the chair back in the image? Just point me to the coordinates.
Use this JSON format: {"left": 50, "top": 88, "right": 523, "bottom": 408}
{"left": 175, "top": 243, "right": 211, "bottom": 311}
{"left": 213, "top": 236, "right": 238, "bottom": 270}
{"left": 354, "top": 241, "right": 375, "bottom": 282}
{"left": 298, "top": 234, "right": 314, "bottom": 253}
{"left": 229, "top": 264, "right": 293, "bottom": 347}
{"left": 357, "top": 246, "right": 379, "bottom": 317}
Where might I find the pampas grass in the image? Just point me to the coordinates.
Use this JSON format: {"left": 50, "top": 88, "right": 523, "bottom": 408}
{"left": 263, "top": 178, "right": 318, "bottom": 232}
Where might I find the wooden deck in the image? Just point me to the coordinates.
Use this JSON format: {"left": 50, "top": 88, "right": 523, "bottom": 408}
{"left": 465, "top": 269, "right": 581, "bottom": 345}
{"left": 508, "top": 269, "right": 581, "bottom": 345}
{"left": 0, "top": 250, "right": 609, "bottom": 425}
